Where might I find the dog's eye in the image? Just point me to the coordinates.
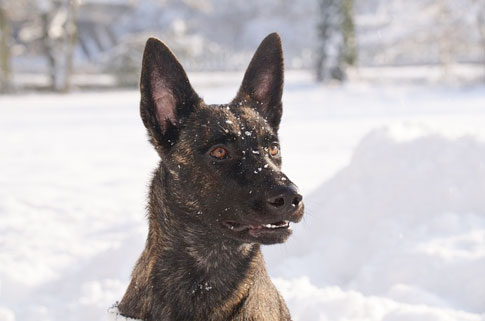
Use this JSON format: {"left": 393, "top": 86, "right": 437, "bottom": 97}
{"left": 210, "top": 146, "right": 229, "bottom": 159}
{"left": 269, "top": 143, "right": 279, "bottom": 157}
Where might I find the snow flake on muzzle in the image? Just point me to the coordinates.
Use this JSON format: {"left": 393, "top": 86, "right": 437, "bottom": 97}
{"left": 108, "top": 306, "right": 142, "bottom": 321}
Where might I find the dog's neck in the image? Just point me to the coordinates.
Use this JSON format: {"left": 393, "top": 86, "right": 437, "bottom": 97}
{"left": 120, "top": 164, "right": 267, "bottom": 320}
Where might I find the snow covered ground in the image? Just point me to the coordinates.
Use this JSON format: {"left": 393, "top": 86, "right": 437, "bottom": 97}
{"left": 1, "top": 71, "right": 485, "bottom": 321}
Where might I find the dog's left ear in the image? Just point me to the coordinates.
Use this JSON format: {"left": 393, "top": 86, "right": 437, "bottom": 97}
{"left": 233, "top": 32, "right": 284, "bottom": 131}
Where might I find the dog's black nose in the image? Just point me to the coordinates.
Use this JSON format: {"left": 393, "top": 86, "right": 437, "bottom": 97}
{"left": 266, "top": 185, "right": 302, "bottom": 213}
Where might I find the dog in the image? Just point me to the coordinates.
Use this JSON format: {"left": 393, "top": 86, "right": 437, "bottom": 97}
{"left": 117, "top": 32, "right": 304, "bottom": 321}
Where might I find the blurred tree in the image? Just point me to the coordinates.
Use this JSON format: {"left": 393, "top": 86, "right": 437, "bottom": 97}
{"left": 341, "top": 0, "right": 357, "bottom": 67}
{"left": 0, "top": 2, "right": 11, "bottom": 93}
{"left": 435, "top": 0, "right": 458, "bottom": 78}
{"left": 39, "top": 0, "right": 78, "bottom": 92}
{"left": 423, "top": 0, "right": 482, "bottom": 80}
{"left": 315, "top": 0, "right": 338, "bottom": 82}
{"left": 476, "top": 0, "right": 485, "bottom": 81}
{"left": 315, "top": 0, "right": 357, "bottom": 82}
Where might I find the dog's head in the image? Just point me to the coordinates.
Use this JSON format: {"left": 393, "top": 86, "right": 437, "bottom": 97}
{"left": 140, "top": 33, "right": 303, "bottom": 245}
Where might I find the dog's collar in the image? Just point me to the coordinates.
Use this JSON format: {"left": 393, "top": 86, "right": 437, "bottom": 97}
{"left": 108, "top": 306, "right": 142, "bottom": 321}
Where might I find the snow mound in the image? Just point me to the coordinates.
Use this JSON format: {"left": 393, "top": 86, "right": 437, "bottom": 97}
{"left": 0, "top": 308, "right": 15, "bottom": 321}
{"left": 274, "top": 277, "right": 482, "bottom": 321}
{"left": 266, "top": 127, "right": 485, "bottom": 319}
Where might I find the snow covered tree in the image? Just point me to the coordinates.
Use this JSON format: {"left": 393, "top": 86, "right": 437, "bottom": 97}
{"left": 315, "top": 0, "right": 356, "bottom": 82}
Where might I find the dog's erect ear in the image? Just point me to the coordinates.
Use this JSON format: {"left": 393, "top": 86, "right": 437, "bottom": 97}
{"left": 140, "top": 37, "right": 200, "bottom": 149}
{"left": 233, "top": 33, "right": 284, "bottom": 130}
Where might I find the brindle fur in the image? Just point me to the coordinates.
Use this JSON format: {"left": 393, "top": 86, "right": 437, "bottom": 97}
{"left": 118, "top": 33, "right": 304, "bottom": 321}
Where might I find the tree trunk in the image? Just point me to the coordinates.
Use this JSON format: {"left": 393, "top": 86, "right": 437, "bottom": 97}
{"left": 62, "top": 0, "right": 78, "bottom": 92}
{"left": 477, "top": 3, "right": 485, "bottom": 82}
{"left": 341, "top": 0, "right": 357, "bottom": 67}
{"left": 315, "top": 0, "right": 357, "bottom": 82}
{"left": 0, "top": 6, "right": 11, "bottom": 93}
{"left": 41, "top": 11, "right": 57, "bottom": 91}
{"left": 315, "top": 0, "right": 337, "bottom": 82}
{"left": 40, "top": 0, "right": 78, "bottom": 92}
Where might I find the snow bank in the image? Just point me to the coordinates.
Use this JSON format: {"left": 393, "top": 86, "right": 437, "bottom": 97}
{"left": 265, "top": 128, "right": 485, "bottom": 320}
{"left": 274, "top": 277, "right": 482, "bottom": 321}
{"left": 0, "top": 308, "right": 15, "bottom": 321}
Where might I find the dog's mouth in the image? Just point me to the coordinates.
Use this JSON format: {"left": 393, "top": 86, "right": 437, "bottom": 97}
{"left": 220, "top": 206, "right": 303, "bottom": 244}
{"left": 222, "top": 220, "right": 290, "bottom": 235}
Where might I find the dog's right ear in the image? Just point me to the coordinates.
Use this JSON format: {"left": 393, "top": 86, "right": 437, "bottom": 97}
{"left": 233, "top": 33, "right": 284, "bottom": 131}
{"left": 140, "top": 37, "right": 200, "bottom": 150}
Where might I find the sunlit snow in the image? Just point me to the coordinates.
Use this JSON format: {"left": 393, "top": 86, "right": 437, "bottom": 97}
{"left": 1, "top": 71, "right": 485, "bottom": 321}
